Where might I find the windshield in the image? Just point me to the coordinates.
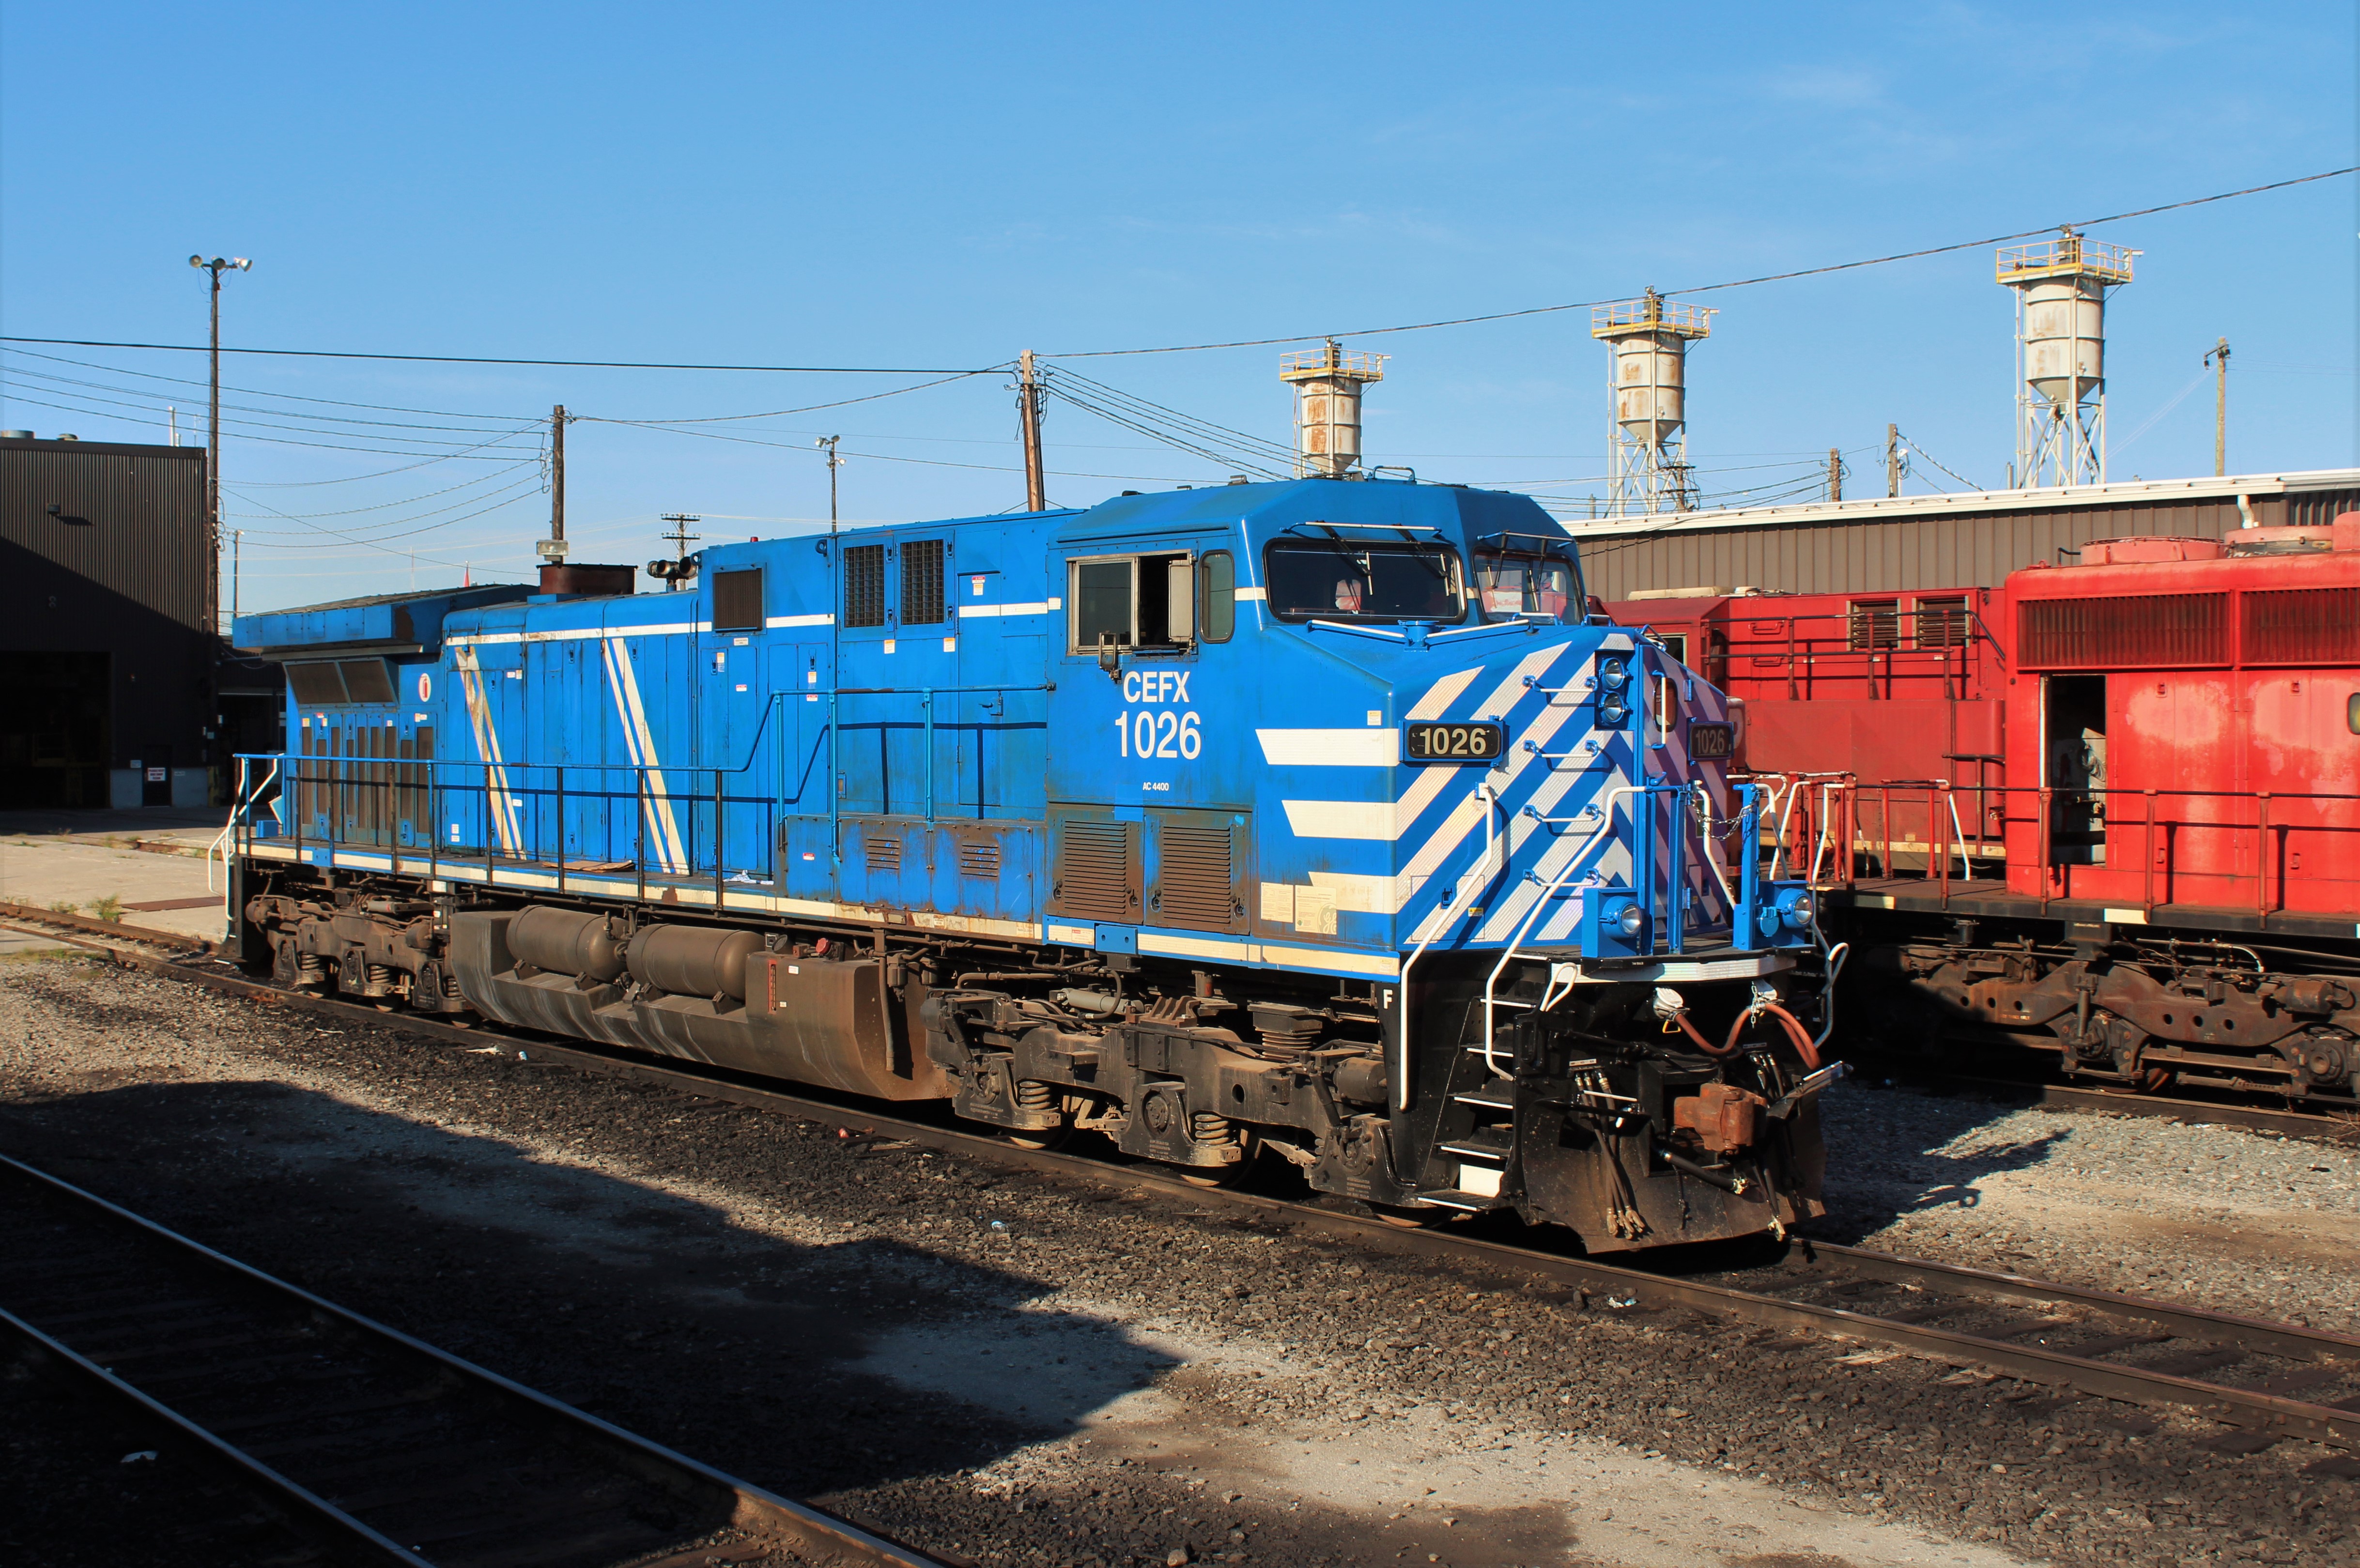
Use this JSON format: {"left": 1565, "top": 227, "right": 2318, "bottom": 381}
{"left": 1264, "top": 541, "right": 1466, "bottom": 623}
{"left": 1473, "top": 553, "right": 1578, "bottom": 622}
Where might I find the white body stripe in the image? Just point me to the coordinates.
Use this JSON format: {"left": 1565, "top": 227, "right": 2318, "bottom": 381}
{"left": 1255, "top": 729, "right": 1400, "bottom": 767}
{"left": 766, "top": 613, "right": 833, "bottom": 628}
{"left": 957, "top": 601, "right": 1053, "bottom": 619}
{"left": 1279, "top": 799, "right": 1402, "bottom": 841}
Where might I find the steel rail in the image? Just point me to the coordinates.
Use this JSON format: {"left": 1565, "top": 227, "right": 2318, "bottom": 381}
{"left": 1873, "top": 1067, "right": 2358, "bottom": 1143}
{"left": 8, "top": 906, "right": 2358, "bottom": 1454}
{"left": 0, "top": 1153, "right": 944, "bottom": 1568}
{"left": 11, "top": 901, "right": 2355, "bottom": 1143}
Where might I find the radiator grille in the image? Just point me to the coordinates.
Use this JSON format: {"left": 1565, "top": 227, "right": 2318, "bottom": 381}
{"left": 844, "top": 544, "right": 887, "bottom": 628}
{"left": 2242, "top": 587, "right": 2360, "bottom": 664}
{"left": 901, "top": 538, "right": 946, "bottom": 626}
{"left": 864, "top": 833, "right": 903, "bottom": 874}
{"left": 2019, "top": 593, "right": 2228, "bottom": 668}
{"left": 1053, "top": 820, "right": 1137, "bottom": 922}
{"left": 1155, "top": 824, "right": 1236, "bottom": 929}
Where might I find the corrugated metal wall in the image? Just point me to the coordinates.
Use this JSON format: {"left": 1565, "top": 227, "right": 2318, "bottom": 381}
{"left": 1575, "top": 482, "right": 2360, "bottom": 600}
{"left": 0, "top": 439, "right": 210, "bottom": 630}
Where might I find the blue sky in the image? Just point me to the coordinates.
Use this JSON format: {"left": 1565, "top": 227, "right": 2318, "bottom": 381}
{"left": 3, "top": 2, "right": 2353, "bottom": 614}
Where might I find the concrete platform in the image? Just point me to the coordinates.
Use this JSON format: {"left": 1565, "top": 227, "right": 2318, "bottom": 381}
{"left": 0, "top": 827, "right": 230, "bottom": 942}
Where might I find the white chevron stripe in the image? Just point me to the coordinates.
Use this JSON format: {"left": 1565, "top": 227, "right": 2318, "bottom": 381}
{"left": 1405, "top": 666, "right": 1482, "bottom": 722}
{"left": 1476, "top": 743, "right": 1638, "bottom": 943}
{"left": 452, "top": 646, "right": 522, "bottom": 856}
{"left": 1471, "top": 645, "right": 1570, "bottom": 720}
{"left": 603, "top": 636, "right": 689, "bottom": 874}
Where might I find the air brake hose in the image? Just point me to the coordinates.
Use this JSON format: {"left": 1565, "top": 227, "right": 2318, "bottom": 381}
{"left": 1760, "top": 1002, "right": 1823, "bottom": 1071}
{"left": 1671, "top": 1009, "right": 1736, "bottom": 1057}
{"left": 1667, "top": 998, "right": 1822, "bottom": 1070}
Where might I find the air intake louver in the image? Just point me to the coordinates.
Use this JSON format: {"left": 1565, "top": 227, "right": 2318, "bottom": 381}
{"left": 1053, "top": 820, "right": 1137, "bottom": 922}
{"left": 2242, "top": 587, "right": 2360, "bottom": 664}
{"left": 1155, "top": 824, "right": 1235, "bottom": 929}
{"left": 2019, "top": 593, "right": 2229, "bottom": 669}
{"left": 864, "top": 834, "right": 902, "bottom": 875}
{"left": 957, "top": 839, "right": 1002, "bottom": 878}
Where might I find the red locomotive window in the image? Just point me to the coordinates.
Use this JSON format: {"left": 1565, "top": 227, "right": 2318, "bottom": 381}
{"left": 1914, "top": 596, "right": 1970, "bottom": 648}
{"left": 2242, "top": 586, "right": 2360, "bottom": 665}
{"left": 2019, "top": 593, "right": 2229, "bottom": 669}
{"left": 1847, "top": 600, "right": 1899, "bottom": 650}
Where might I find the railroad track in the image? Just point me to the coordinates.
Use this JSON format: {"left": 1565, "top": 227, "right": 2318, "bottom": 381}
{"left": 15, "top": 900, "right": 2354, "bottom": 1145}
{"left": 1871, "top": 1063, "right": 2360, "bottom": 1143}
{"left": 8, "top": 904, "right": 2360, "bottom": 1463}
{"left": 0, "top": 1149, "right": 942, "bottom": 1568}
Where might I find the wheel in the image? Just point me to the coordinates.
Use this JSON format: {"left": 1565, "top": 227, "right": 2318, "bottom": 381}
{"left": 1005, "top": 1122, "right": 1074, "bottom": 1153}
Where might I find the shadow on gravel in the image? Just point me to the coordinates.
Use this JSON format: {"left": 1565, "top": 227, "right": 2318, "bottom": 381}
{"left": 1804, "top": 1079, "right": 2074, "bottom": 1243}
{"left": 0, "top": 1074, "right": 1182, "bottom": 1502}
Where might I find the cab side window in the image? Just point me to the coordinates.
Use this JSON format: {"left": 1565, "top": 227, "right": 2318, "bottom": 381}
{"left": 1068, "top": 553, "right": 1198, "bottom": 654}
{"left": 1199, "top": 552, "right": 1235, "bottom": 643}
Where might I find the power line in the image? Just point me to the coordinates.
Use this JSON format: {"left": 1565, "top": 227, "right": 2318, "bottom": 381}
{"left": 1042, "top": 167, "right": 2360, "bottom": 357}
{"left": 575, "top": 369, "right": 1003, "bottom": 424}
{"left": 2, "top": 346, "right": 527, "bottom": 420}
{"left": 0, "top": 335, "right": 996, "bottom": 374}
{"left": 3, "top": 364, "right": 531, "bottom": 436}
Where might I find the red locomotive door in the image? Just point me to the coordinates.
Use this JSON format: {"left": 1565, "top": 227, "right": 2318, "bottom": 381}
{"left": 2043, "top": 675, "right": 2108, "bottom": 868}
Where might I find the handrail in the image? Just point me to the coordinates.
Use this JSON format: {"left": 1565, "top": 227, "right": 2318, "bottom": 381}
{"left": 1394, "top": 785, "right": 1501, "bottom": 1113}
{"left": 1477, "top": 788, "right": 1637, "bottom": 1074}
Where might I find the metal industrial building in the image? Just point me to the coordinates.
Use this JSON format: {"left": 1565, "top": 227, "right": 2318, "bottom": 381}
{"left": 1568, "top": 467, "right": 2360, "bottom": 600}
{"left": 0, "top": 431, "right": 257, "bottom": 810}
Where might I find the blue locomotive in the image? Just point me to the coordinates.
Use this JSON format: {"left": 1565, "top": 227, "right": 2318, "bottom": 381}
{"left": 228, "top": 477, "right": 1836, "bottom": 1249}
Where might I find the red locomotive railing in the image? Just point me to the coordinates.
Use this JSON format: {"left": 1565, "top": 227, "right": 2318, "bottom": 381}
{"left": 1740, "top": 774, "right": 2360, "bottom": 923}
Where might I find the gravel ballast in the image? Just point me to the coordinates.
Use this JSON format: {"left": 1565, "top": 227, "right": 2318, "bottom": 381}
{"left": 3, "top": 952, "right": 2356, "bottom": 1568}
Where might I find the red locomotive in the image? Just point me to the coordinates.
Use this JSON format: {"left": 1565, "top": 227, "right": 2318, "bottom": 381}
{"left": 1609, "top": 514, "right": 2360, "bottom": 1105}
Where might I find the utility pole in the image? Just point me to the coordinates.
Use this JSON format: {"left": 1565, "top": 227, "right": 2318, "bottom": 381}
{"left": 1826, "top": 447, "right": 1843, "bottom": 503}
{"left": 659, "top": 513, "right": 702, "bottom": 592}
{"left": 2203, "top": 337, "right": 2231, "bottom": 477}
{"left": 1017, "top": 349, "right": 1046, "bottom": 512}
{"left": 188, "top": 254, "right": 251, "bottom": 635}
{"left": 1886, "top": 423, "right": 1901, "bottom": 497}
{"left": 539, "top": 404, "right": 570, "bottom": 564}
{"left": 815, "top": 436, "right": 843, "bottom": 532}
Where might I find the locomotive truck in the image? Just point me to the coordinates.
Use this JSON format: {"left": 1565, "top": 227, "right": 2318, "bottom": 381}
{"left": 227, "top": 477, "right": 1836, "bottom": 1250}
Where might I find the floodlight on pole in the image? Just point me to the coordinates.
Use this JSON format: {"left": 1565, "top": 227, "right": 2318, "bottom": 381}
{"left": 189, "top": 254, "right": 252, "bottom": 638}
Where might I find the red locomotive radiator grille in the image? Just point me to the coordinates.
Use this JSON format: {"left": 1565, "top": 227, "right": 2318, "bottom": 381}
{"left": 2241, "top": 586, "right": 2360, "bottom": 664}
{"left": 2018, "top": 593, "right": 2229, "bottom": 668}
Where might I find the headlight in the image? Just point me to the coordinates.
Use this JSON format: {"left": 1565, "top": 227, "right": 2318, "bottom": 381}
{"left": 1596, "top": 658, "right": 1629, "bottom": 692}
{"left": 1614, "top": 902, "right": 1647, "bottom": 939}
{"left": 1777, "top": 890, "right": 1815, "bottom": 931}
{"left": 1597, "top": 696, "right": 1630, "bottom": 728}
